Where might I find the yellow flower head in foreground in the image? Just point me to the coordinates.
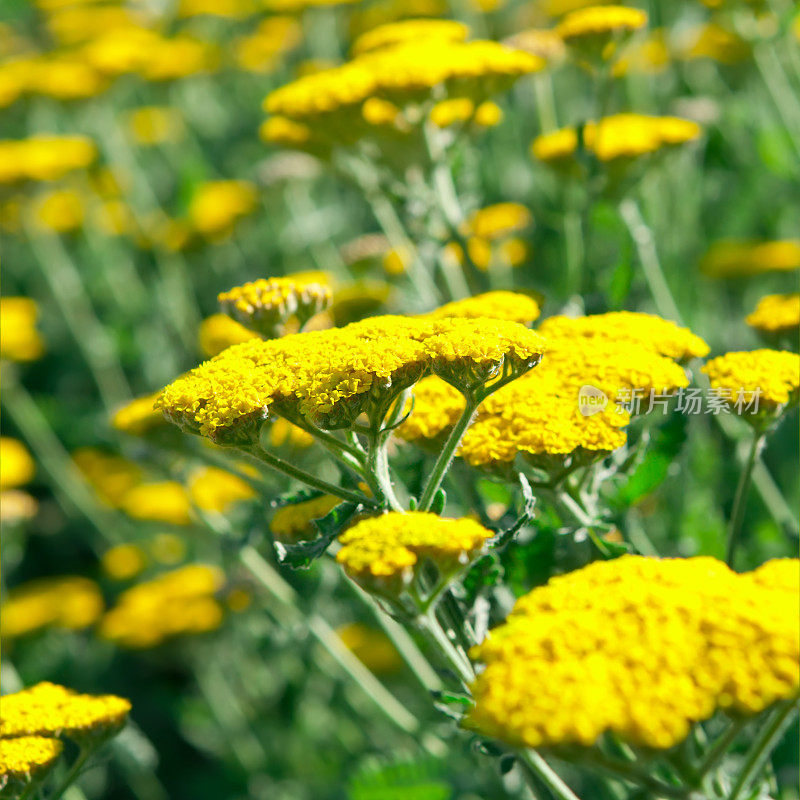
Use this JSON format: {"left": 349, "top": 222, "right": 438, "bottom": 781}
{"left": 218, "top": 275, "right": 333, "bottom": 337}
{"left": 701, "top": 240, "right": 800, "bottom": 278}
{"left": 556, "top": 5, "right": 648, "bottom": 44}
{"left": 426, "top": 291, "right": 541, "bottom": 326}
{"left": 400, "top": 318, "right": 692, "bottom": 465}
{"left": 701, "top": 350, "right": 800, "bottom": 410}
{"left": 467, "top": 556, "right": 800, "bottom": 750}
{"left": 188, "top": 180, "right": 258, "bottom": 238}
{"left": 263, "top": 39, "right": 543, "bottom": 145}
{"left": 337, "top": 512, "right": 492, "bottom": 590}
{"left": 351, "top": 18, "right": 469, "bottom": 55}
{"left": 0, "top": 683, "right": 131, "bottom": 742}
{"left": 0, "top": 438, "right": 35, "bottom": 490}
{"left": 198, "top": 313, "right": 260, "bottom": 358}
{"left": 532, "top": 113, "right": 701, "bottom": 163}
{"left": 538, "top": 311, "right": 709, "bottom": 361}
{"left": 746, "top": 293, "right": 800, "bottom": 335}
{"left": 0, "top": 297, "right": 45, "bottom": 361}
{"left": 270, "top": 494, "right": 341, "bottom": 542}
{"left": 121, "top": 481, "right": 193, "bottom": 526}
{"left": 188, "top": 466, "right": 256, "bottom": 512}
{"left": 0, "top": 736, "right": 63, "bottom": 792}
{"left": 111, "top": 392, "right": 165, "bottom": 436}
{"left": 157, "top": 315, "right": 545, "bottom": 440}
{"left": 1, "top": 577, "right": 104, "bottom": 639}
{"left": 99, "top": 565, "right": 225, "bottom": 648}
{"left": 0, "top": 135, "right": 96, "bottom": 183}
{"left": 101, "top": 544, "right": 148, "bottom": 581}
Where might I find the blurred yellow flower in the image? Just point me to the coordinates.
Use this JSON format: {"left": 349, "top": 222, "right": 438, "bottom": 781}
{"left": 676, "top": 22, "right": 749, "bottom": 65}
{"left": 336, "top": 622, "right": 403, "bottom": 674}
{"left": 188, "top": 180, "right": 258, "bottom": 239}
{"left": 198, "top": 313, "right": 260, "bottom": 358}
{"left": 126, "top": 106, "right": 184, "bottom": 146}
{"left": 101, "top": 544, "right": 148, "bottom": 581}
{"left": 0, "top": 135, "right": 96, "bottom": 183}
{"left": 1, "top": 577, "right": 104, "bottom": 639}
{"left": 149, "top": 533, "right": 188, "bottom": 565}
{"left": 0, "top": 438, "right": 35, "bottom": 489}
{"left": 270, "top": 494, "right": 341, "bottom": 542}
{"left": 121, "top": 481, "right": 193, "bottom": 526}
{"left": 111, "top": 392, "right": 165, "bottom": 436}
{"left": 31, "top": 188, "right": 84, "bottom": 233}
{"left": 0, "top": 297, "right": 45, "bottom": 361}
{"left": 72, "top": 448, "right": 143, "bottom": 507}
{"left": 188, "top": 466, "right": 256, "bottom": 512}
{"left": 351, "top": 19, "right": 468, "bottom": 56}
{"left": 233, "top": 16, "right": 302, "bottom": 72}
{"left": 700, "top": 239, "right": 800, "bottom": 278}
{"left": 267, "top": 417, "right": 315, "bottom": 448}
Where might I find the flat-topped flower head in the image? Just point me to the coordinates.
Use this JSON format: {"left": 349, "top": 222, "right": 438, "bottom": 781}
{"left": 337, "top": 512, "right": 492, "bottom": 593}
{"left": 351, "top": 19, "right": 469, "bottom": 55}
{"left": 1, "top": 683, "right": 131, "bottom": 742}
{"left": 0, "top": 736, "right": 63, "bottom": 795}
{"left": 1, "top": 576, "right": 104, "bottom": 639}
{"left": 263, "top": 39, "right": 543, "bottom": 151}
{"left": 538, "top": 311, "right": 709, "bottom": 361}
{"left": 467, "top": 556, "right": 800, "bottom": 750}
{"left": 218, "top": 275, "right": 333, "bottom": 338}
{"left": 746, "top": 293, "right": 800, "bottom": 336}
{"left": 0, "top": 297, "right": 45, "bottom": 361}
{"left": 270, "top": 494, "right": 341, "bottom": 543}
{"left": 0, "top": 135, "right": 96, "bottom": 183}
{"left": 532, "top": 113, "right": 701, "bottom": 165}
{"left": 700, "top": 239, "right": 800, "bottom": 278}
{"left": 121, "top": 481, "right": 192, "bottom": 526}
{"left": 99, "top": 565, "right": 225, "bottom": 649}
{"left": 556, "top": 5, "right": 648, "bottom": 43}
{"left": 701, "top": 350, "right": 800, "bottom": 418}
{"left": 157, "top": 315, "right": 544, "bottom": 440}
{"left": 111, "top": 392, "right": 166, "bottom": 436}
{"left": 461, "top": 203, "right": 532, "bottom": 241}
{"left": 420, "top": 317, "right": 546, "bottom": 398}
{"left": 426, "top": 292, "right": 540, "bottom": 326}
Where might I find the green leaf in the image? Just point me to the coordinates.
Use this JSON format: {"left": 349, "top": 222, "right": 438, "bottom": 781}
{"left": 273, "top": 501, "right": 360, "bottom": 569}
{"left": 430, "top": 488, "right": 446, "bottom": 516}
{"left": 347, "top": 758, "right": 452, "bottom": 800}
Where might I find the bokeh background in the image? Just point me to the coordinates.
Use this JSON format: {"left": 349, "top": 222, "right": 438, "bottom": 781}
{"left": 1, "top": 0, "right": 798, "bottom": 798}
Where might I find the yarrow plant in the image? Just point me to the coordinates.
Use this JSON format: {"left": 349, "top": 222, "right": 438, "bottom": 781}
{"left": 2, "top": 1, "right": 798, "bottom": 799}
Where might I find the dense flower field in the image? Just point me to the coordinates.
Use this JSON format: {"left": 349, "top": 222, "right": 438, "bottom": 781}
{"left": 1, "top": 1, "right": 798, "bottom": 798}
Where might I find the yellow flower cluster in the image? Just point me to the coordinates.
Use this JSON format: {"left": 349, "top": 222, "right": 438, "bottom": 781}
{"left": 0, "top": 297, "right": 45, "bottom": 361}
{"left": 426, "top": 291, "right": 541, "bottom": 326}
{"left": 188, "top": 466, "right": 256, "bottom": 512}
{"left": 1, "top": 577, "right": 104, "bottom": 639}
{"left": 188, "top": 180, "right": 258, "bottom": 239}
{"left": 126, "top": 106, "right": 185, "bottom": 146}
{"left": 157, "top": 314, "right": 545, "bottom": 439}
{"left": 121, "top": 481, "right": 193, "bottom": 526}
{"left": 99, "top": 565, "right": 225, "bottom": 648}
{"left": 701, "top": 350, "right": 800, "bottom": 409}
{"left": 463, "top": 203, "right": 532, "bottom": 240}
{"left": 538, "top": 311, "right": 709, "bottom": 361}
{"left": 0, "top": 438, "right": 35, "bottom": 490}
{"left": 400, "top": 312, "right": 697, "bottom": 464}
{"left": 351, "top": 19, "right": 469, "bottom": 56}
{"left": 218, "top": 274, "right": 333, "bottom": 337}
{"left": 336, "top": 512, "right": 492, "bottom": 588}
{"left": 1, "top": 682, "right": 131, "bottom": 741}
{"left": 532, "top": 113, "right": 701, "bottom": 163}
{"left": 234, "top": 17, "right": 302, "bottom": 73}
{"left": 336, "top": 622, "right": 402, "bottom": 674}
{"left": 701, "top": 240, "right": 800, "bottom": 278}
{"left": 270, "top": 494, "right": 342, "bottom": 542}
{"left": 556, "top": 5, "right": 648, "bottom": 43}
{"left": 467, "top": 556, "right": 800, "bottom": 750}
{"left": 0, "top": 135, "right": 96, "bottom": 183}
{"left": 746, "top": 293, "right": 800, "bottom": 334}
{"left": 0, "top": 736, "right": 62, "bottom": 790}
{"left": 101, "top": 534, "right": 188, "bottom": 581}
{"left": 199, "top": 313, "right": 260, "bottom": 358}
{"left": 111, "top": 391, "right": 165, "bottom": 436}
{"left": 263, "top": 38, "right": 543, "bottom": 146}
{"left": 72, "top": 448, "right": 143, "bottom": 507}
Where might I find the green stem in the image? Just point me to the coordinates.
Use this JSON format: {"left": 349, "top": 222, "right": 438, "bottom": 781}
{"left": 416, "top": 607, "right": 474, "bottom": 689}
{"left": 692, "top": 718, "right": 747, "bottom": 787}
{"left": 575, "top": 750, "right": 689, "bottom": 799}
{"left": 48, "top": 745, "right": 95, "bottom": 800}
{"left": 726, "top": 431, "right": 765, "bottom": 568}
{"left": 247, "top": 444, "right": 376, "bottom": 507}
{"left": 418, "top": 398, "right": 479, "bottom": 511}
{"left": 518, "top": 750, "right": 583, "bottom": 800}
{"left": 728, "top": 701, "right": 798, "bottom": 800}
